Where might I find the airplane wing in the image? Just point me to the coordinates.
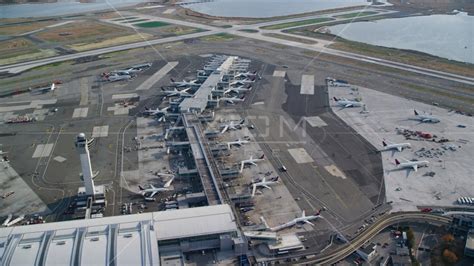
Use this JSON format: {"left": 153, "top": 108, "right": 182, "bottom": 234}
{"left": 413, "top": 164, "right": 418, "bottom": 172}
{"left": 397, "top": 146, "right": 402, "bottom": 152}
{"left": 251, "top": 184, "right": 257, "bottom": 197}
{"left": 149, "top": 191, "right": 157, "bottom": 198}
{"left": 250, "top": 162, "right": 257, "bottom": 166}
{"left": 305, "top": 220, "right": 315, "bottom": 226}
{"left": 158, "top": 116, "right": 165, "bottom": 122}
{"left": 240, "top": 162, "right": 245, "bottom": 173}
{"left": 344, "top": 104, "right": 353, "bottom": 108}
{"left": 150, "top": 184, "right": 156, "bottom": 190}
{"left": 163, "top": 177, "right": 175, "bottom": 188}
{"left": 221, "top": 125, "right": 229, "bottom": 134}
{"left": 263, "top": 185, "right": 271, "bottom": 190}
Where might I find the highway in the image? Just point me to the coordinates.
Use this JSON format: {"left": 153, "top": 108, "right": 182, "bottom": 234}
{"left": 272, "top": 212, "right": 451, "bottom": 265}
{"left": 1, "top": 10, "right": 474, "bottom": 86}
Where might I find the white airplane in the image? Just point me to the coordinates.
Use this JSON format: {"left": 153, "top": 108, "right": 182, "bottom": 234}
{"left": 227, "top": 139, "right": 249, "bottom": 149}
{"left": 2, "top": 214, "right": 12, "bottom": 226}
{"left": 220, "top": 119, "right": 245, "bottom": 133}
{"left": 235, "top": 71, "right": 258, "bottom": 79}
{"left": 31, "top": 83, "right": 55, "bottom": 94}
{"left": 107, "top": 74, "right": 132, "bottom": 82}
{"left": 251, "top": 177, "right": 279, "bottom": 197}
{"left": 240, "top": 154, "right": 265, "bottom": 172}
{"left": 162, "top": 87, "right": 193, "bottom": 97}
{"left": 333, "top": 97, "right": 364, "bottom": 108}
{"left": 395, "top": 158, "right": 429, "bottom": 172}
{"left": 219, "top": 96, "right": 245, "bottom": 104}
{"left": 138, "top": 176, "right": 175, "bottom": 198}
{"left": 230, "top": 78, "right": 256, "bottom": 87}
{"left": 170, "top": 78, "right": 199, "bottom": 88}
{"left": 142, "top": 106, "right": 169, "bottom": 116}
{"left": 268, "top": 210, "right": 321, "bottom": 232}
{"left": 224, "top": 86, "right": 252, "bottom": 94}
{"left": 381, "top": 140, "right": 411, "bottom": 152}
{"left": 413, "top": 110, "right": 440, "bottom": 123}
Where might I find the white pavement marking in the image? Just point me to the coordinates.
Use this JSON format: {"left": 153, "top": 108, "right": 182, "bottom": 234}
{"left": 304, "top": 116, "right": 327, "bottom": 127}
{"left": 136, "top": 61, "right": 179, "bottom": 91}
{"left": 79, "top": 78, "right": 89, "bottom": 106}
{"left": 300, "top": 74, "right": 314, "bottom": 95}
{"left": 112, "top": 93, "right": 138, "bottom": 99}
{"left": 324, "top": 165, "right": 347, "bottom": 180}
{"left": 72, "top": 107, "right": 88, "bottom": 118}
{"left": 163, "top": 8, "right": 175, "bottom": 14}
{"left": 273, "top": 70, "right": 286, "bottom": 77}
{"left": 288, "top": 148, "right": 314, "bottom": 164}
{"left": 32, "top": 143, "right": 54, "bottom": 158}
{"left": 53, "top": 156, "right": 67, "bottom": 163}
{"left": 92, "top": 125, "right": 109, "bottom": 138}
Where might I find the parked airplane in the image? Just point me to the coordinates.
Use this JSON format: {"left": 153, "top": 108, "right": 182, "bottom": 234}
{"left": 220, "top": 119, "right": 245, "bottom": 133}
{"left": 138, "top": 176, "right": 175, "bottom": 198}
{"left": 162, "top": 87, "right": 193, "bottom": 97}
{"left": 413, "top": 110, "right": 440, "bottom": 123}
{"left": 2, "top": 214, "right": 12, "bottom": 226}
{"left": 230, "top": 78, "right": 256, "bottom": 87}
{"left": 333, "top": 97, "right": 364, "bottom": 108}
{"left": 171, "top": 78, "right": 200, "bottom": 88}
{"left": 381, "top": 140, "right": 411, "bottom": 152}
{"left": 224, "top": 86, "right": 252, "bottom": 94}
{"left": 219, "top": 96, "right": 245, "bottom": 104}
{"left": 240, "top": 154, "right": 265, "bottom": 172}
{"left": 31, "top": 83, "right": 55, "bottom": 94}
{"left": 395, "top": 158, "right": 429, "bottom": 172}
{"left": 234, "top": 71, "right": 258, "bottom": 79}
{"left": 227, "top": 139, "right": 250, "bottom": 149}
{"left": 106, "top": 74, "right": 132, "bottom": 82}
{"left": 267, "top": 210, "right": 321, "bottom": 231}
{"left": 142, "top": 106, "right": 169, "bottom": 116}
{"left": 251, "top": 177, "right": 279, "bottom": 197}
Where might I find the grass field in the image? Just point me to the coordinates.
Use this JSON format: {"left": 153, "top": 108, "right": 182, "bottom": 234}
{"left": 0, "top": 38, "right": 39, "bottom": 60}
{"left": 134, "top": 21, "right": 170, "bottom": 28}
{"left": 34, "top": 21, "right": 132, "bottom": 43}
{"left": 334, "top": 11, "right": 378, "bottom": 19}
{"left": 0, "top": 49, "right": 56, "bottom": 65}
{"left": 0, "top": 21, "right": 56, "bottom": 35}
{"left": 263, "top": 33, "right": 317, "bottom": 44}
{"left": 261, "top": 17, "right": 334, "bottom": 30}
{"left": 160, "top": 26, "right": 202, "bottom": 36}
{"left": 238, "top": 29, "right": 259, "bottom": 33}
{"left": 68, "top": 33, "right": 153, "bottom": 51}
{"left": 200, "top": 33, "right": 236, "bottom": 42}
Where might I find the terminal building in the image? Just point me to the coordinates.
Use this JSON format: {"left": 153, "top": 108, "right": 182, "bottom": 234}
{"left": 0, "top": 205, "right": 246, "bottom": 265}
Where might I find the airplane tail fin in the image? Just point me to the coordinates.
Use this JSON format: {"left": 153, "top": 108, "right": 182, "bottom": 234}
{"left": 163, "top": 176, "right": 175, "bottom": 188}
{"left": 382, "top": 140, "right": 387, "bottom": 147}
{"left": 51, "top": 83, "right": 55, "bottom": 91}
{"left": 239, "top": 119, "right": 245, "bottom": 124}
{"left": 259, "top": 154, "right": 265, "bottom": 159}
{"left": 138, "top": 185, "right": 145, "bottom": 191}
{"left": 414, "top": 109, "right": 419, "bottom": 115}
{"left": 170, "top": 78, "right": 175, "bottom": 82}
{"left": 395, "top": 159, "right": 400, "bottom": 165}
{"left": 333, "top": 97, "right": 339, "bottom": 101}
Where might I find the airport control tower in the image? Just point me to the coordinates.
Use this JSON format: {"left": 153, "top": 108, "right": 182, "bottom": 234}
{"left": 75, "top": 133, "right": 96, "bottom": 197}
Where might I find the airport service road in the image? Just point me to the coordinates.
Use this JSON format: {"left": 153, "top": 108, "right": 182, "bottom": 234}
{"left": 1, "top": 13, "right": 473, "bottom": 86}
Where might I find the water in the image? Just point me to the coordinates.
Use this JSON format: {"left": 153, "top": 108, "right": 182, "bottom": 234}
{"left": 0, "top": 0, "right": 149, "bottom": 18}
{"left": 180, "top": 0, "right": 373, "bottom": 18}
{"left": 328, "top": 13, "right": 474, "bottom": 64}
